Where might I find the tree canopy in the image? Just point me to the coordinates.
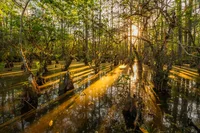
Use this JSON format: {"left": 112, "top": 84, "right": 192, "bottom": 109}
{"left": 0, "top": 0, "right": 200, "bottom": 88}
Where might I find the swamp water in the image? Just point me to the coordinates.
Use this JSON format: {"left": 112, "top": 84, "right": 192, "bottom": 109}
{"left": 0, "top": 62, "right": 199, "bottom": 133}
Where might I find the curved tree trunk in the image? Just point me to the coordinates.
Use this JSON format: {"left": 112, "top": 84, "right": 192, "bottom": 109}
{"left": 63, "top": 55, "right": 73, "bottom": 71}
{"left": 18, "top": 0, "right": 40, "bottom": 94}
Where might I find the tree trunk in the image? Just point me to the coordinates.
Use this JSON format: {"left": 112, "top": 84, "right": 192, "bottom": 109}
{"left": 176, "top": 0, "right": 183, "bottom": 65}
{"left": 20, "top": 0, "right": 31, "bottom": 73}
{"left": 84, "top": 3, "right": 89, "bottom": 65}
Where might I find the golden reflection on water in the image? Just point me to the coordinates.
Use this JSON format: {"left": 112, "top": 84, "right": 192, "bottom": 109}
{"left": 25, "top": 66, "right": 123, "bottom": 133}
{"left": 1, "top": 62, "right": 199, "bottom": 132}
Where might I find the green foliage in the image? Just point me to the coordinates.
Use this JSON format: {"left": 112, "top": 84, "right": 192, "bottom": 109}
{"left": 35, "top": 61, "right": 40, "bottom": 70}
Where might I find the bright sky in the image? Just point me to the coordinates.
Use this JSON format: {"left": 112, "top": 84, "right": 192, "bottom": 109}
{"left": 132, "top": 25, "right": 138, "bottom": 36}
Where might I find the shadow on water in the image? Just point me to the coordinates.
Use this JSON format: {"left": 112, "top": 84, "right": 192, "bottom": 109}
{"left": 0, "top": 62, "right": 161, "bottom": 133}
{"left": 158, "top": 75, "right": 200, "bottom": 133}
{"left": 0, "top": 62, "right": 200, "bottom": 133}
{"left": 0, "top": 64, "right": 111, "bottom": 133}
{"left": 35, "top": 62, "right": 163, "bottom": 133}
{"left": 107, "top": 62, "right": 200, "bottom": 133}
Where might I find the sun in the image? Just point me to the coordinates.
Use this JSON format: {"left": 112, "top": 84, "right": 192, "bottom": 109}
{"left": 132, "top": 25, "right": 138, "bottom": 36}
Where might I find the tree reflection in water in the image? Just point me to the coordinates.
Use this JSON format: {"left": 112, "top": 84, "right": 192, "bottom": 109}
{"left": 0, "top": 63, "right": 199, "bottom": 133}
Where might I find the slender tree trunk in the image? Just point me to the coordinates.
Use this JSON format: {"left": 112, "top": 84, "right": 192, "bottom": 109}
{"left": 176, "top": 0, "right": 183, "bottom": 65}
{"left": 98, "top": 0, "right": 102, "bottom": 53}
{"left": 184, "top": 0, "right": 188, "bottom": 56}
{"left": 84, "top": 1, "right": 89, "bottom": 65}
{"left": 187, "top": 0, "right": 193, "bottom": 66}
{"left": 188, "top": 0, "right": 193, "bottom": 49}
{"left": 129, "top": 0, "right": 133, "bottom": 66}
{"left": 20, "top": 0, "right": 31, "bottom": 73}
